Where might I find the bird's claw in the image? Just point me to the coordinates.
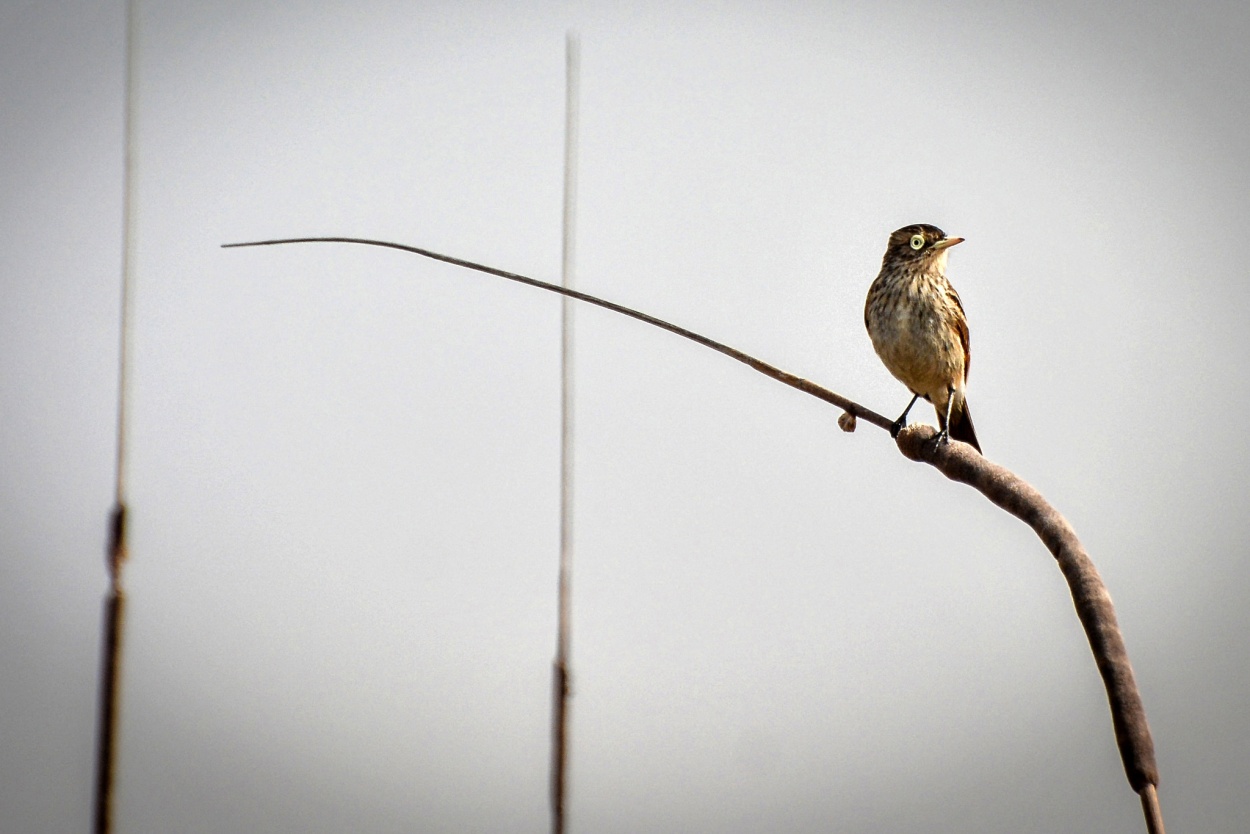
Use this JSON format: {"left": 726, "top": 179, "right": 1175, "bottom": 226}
{"left": 890, "top": 418, "right": 906, "bottom": 438}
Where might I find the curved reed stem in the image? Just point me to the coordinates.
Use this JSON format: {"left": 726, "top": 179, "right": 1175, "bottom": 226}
{"left": 223, "top": 235, "right": 1163, "bottom": 832}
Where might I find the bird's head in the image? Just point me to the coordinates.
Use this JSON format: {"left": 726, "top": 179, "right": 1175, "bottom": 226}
{"left": 883, "top": 224, "right": 964, "bottom": 271}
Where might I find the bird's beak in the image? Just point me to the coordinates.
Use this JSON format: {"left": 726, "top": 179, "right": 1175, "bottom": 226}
{"left": 931, "top": 236, "right": 964, "bottom": 251}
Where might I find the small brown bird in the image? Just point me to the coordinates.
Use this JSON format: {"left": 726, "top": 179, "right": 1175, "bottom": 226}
{"left": 864, "top": 223, "right": 981, "bottom": 452}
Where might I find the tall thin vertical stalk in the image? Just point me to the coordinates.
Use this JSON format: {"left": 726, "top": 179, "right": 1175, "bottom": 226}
{"left": 95, "top": 2, "right": 139, "bottom": 831}
{"left": 551, "top": 32, "right": 580, "bottom": 834}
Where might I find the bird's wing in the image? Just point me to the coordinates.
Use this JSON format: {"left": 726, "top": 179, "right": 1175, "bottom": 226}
{"left": 948, "top": 286, "right": 971, "bottom": 379}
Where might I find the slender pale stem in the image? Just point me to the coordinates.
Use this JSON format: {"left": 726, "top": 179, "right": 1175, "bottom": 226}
{"left": 96, "top": 2, "right": 140, "bottom": 832}
{"left": 551, "top": 32, "right": 579, "bottom": 834}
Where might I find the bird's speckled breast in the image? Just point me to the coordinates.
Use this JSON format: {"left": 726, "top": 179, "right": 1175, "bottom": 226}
{"left": 865, "top": 268, "right": 966, "bottom": 402}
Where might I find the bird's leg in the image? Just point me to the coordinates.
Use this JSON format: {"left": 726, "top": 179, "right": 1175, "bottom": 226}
{"left": 934, "top": 387, "right": 956, "bottom": 448}
{"left": 891, "top": 393, "right": 921, "bottom": 438}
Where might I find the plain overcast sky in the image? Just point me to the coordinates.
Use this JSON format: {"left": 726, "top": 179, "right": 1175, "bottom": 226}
{"left": 2, "top": 1, "right": 1249, "bottom": 832}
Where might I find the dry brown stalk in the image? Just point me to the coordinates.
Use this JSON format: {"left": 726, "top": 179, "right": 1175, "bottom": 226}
{"left": 895, "top": 425, "right": 1160, "bottom": 800}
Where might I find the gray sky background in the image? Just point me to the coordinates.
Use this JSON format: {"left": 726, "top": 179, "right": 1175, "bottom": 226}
{"left": 2, "top": 0, "right": 1248, "bottom": 831}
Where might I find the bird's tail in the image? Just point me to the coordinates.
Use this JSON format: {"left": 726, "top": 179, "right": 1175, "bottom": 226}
{"left": 949, "top": 400, "right": 982, "bottom": 453}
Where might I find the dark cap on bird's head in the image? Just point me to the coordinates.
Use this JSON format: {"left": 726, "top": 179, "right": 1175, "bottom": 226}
{"left": 884, "top": 223, "right": 964, "bottom": 265}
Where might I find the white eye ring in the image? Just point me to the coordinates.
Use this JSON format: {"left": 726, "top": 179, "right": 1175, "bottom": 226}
{"left": 909, "top": 234, "right": 925, "bottom": 250}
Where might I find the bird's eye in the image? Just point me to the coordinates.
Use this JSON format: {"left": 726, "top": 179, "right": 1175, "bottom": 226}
{"left": 909, "top": 234, "right": 925, "bottom": 250}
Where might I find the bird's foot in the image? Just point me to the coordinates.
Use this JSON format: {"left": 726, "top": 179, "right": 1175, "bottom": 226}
{"left": 929, "top": 428, "right": 951, "bottom": 451}
{"left": 891, "top": 394, "right": 921, "bottom": 438}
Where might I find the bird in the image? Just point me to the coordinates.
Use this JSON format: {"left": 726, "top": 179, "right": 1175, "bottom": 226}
{"left": 864, "top": 223, "right": 981, "bottom": 453}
